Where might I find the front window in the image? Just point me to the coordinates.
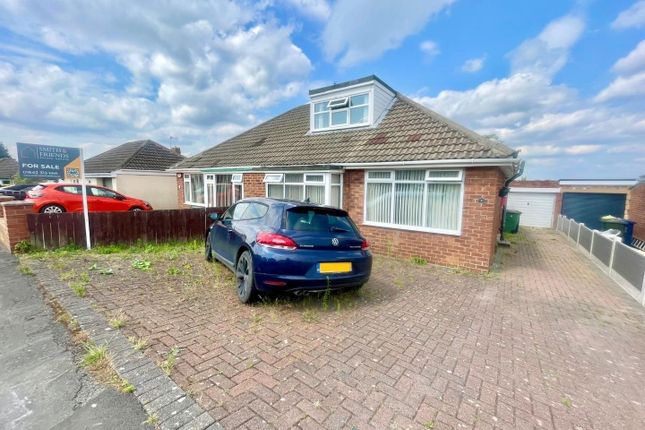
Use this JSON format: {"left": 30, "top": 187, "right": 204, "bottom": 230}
{"left": 185, "top": 173, "right": 243, "bottom": 206}
{"left": 365, "top": 169, "right": 464, "bottom": 234}
{"left": 263, "top": 172, "right": 343, "bottom": 208}
{"left": 312, "top": 92, "right": 370, "bottom": 131}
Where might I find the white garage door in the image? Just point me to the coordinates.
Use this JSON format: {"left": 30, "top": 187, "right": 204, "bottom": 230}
{"left": 508, "top": 189, "right": 557, "bottom": 228}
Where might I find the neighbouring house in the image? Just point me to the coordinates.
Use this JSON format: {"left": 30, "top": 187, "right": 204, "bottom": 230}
{"left": 84, "top": 139, "right": 184, "bottom": 209}
{"left": 510, "top": 178, "right": 637, "bottom": 230}
{"left": 171, "top": 76, "right": 522, "bottom": 271}
{"left": 0, "top": 157, "right": 18, "bottom": 185}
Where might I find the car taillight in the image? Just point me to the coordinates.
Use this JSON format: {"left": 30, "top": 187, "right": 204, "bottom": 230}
{"left": 361, "top": 239, "right": 370, "bottom": 251}
{"left": 256, "top": 232, "right": 297, "bottom": 250}
{"left": 28, "top": 191, "right": 43, "bottom": 198}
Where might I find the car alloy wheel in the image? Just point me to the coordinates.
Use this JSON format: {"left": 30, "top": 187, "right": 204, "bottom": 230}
{"left": 235, "top": 251, "right": 255, "bottom": 303}
{"left": 41, "top": 205, "right": 64, "bottom": 214}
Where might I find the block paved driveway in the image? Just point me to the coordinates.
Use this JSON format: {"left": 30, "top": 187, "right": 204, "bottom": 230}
{"left": 89, "top": 229, "right": 645, "bottom": 429}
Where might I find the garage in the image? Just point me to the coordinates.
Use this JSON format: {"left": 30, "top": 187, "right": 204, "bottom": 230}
{"left": 561, "top": 192, "right": 626, "bottom": 230}
{"left": 508, "top": 188, "right": 559, "bottom": 228}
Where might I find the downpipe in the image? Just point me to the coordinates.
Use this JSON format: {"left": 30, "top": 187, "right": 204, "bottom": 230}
{"left": 499, "top": 160, "right": 525, "bottom": 243}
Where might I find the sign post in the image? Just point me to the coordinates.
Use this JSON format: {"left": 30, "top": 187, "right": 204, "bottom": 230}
{"left": 16, "top": 142, "right": 92, "bottom": 250}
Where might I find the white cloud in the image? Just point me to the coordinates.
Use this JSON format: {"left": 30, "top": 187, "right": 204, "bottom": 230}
{"left": 419, "top": 40, "right": 440, "bottom": 58}
{"left": 595, "top": 71, "right": 645, "bottom": 102}
{"left": 461, "top": 56, "right": 485, "bottom": 73}
{"left": 509, "top": 14, "right": 585, "bottom": 77}
{"left": 412, "top": 12, "right": 645, "bottom": 178}
{"left": 414, "top": 73, "right": 574, "bottom": 126}
{"left": 612, "top": 1, "right": 645, "bottom": 29}
{"left": 0, "top": 42, "right": 65, "bottom": 63}
{"left": 322, "top": 0, "right": 455, "bottom": 67}
{"left": 282, "top": 0, "right": 330, "bottom": 21}
{"left": 515, "top": 144, "right": 601, "bottom": 156}
{"left": 613, "top": 39, "right": 645, "bottom": 74}
{"left": 0, "top": 0, "right": 313, "bottom": 156}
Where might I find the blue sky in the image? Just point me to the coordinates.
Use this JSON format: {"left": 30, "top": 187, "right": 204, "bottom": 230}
{"left": 0, "top": 0, "right": 643, "bottom": 179}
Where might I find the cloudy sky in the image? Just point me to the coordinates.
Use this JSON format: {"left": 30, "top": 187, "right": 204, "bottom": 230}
{"left": 0, "top": 0, "right": 643, "bottom": 179}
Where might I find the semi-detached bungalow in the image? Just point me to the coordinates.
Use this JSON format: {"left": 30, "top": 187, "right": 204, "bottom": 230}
{"left": 171, "top": 76, "right": 522, "bottom": 271}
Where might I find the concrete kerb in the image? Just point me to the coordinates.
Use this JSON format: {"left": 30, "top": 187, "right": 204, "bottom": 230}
{"left": 30, "top": 264, "right": 222, "bottom": 430}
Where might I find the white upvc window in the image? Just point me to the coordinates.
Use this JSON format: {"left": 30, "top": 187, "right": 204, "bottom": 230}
{"left": 183, "top": 173, "right": 205, "bottom": 205}
{"left": 364, "top": 169, "right": 465, "bottom": 235}
{"left": 185, "top": 173, "right": 243, "bottom": 207}
{"left": 263, "top": 172, "right": 343, "bottom": 208}
{"left": 313, "top": 92, "right": 370, "bottom": 131}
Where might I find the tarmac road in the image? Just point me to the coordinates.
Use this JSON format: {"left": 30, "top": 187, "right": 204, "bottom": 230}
{"left": 0, "top": 251, "right": 151, "bottom": 430}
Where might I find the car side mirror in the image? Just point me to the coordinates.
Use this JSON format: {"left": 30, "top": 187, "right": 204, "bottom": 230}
{"left": 208, "top": 212, "right": 221, "bottom": 221}
{"left": 115, "top": 195, "right": 125, "bottom": 200}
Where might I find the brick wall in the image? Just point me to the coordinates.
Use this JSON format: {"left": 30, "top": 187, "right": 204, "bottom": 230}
{"left": 243, "top": 173, "right": 264, "bottom": 198}
{"left": 344, "top": 167, "right": 505, "bottom": 272}
{"left": 511, "top": 180, "right": 559, "bottom": 188}
{"left": 0, "top": 199, "right": 35, "bottom": 252}
{"left": 176, "top": 174, "right": 189, "bottom": 209}
{"left": 628, "top": 181, "right": 645, "bottom": 240}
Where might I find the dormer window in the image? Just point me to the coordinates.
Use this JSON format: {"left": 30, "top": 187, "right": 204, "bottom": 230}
{"left": 312, "top": 92, "right": 370, "bottom": 131}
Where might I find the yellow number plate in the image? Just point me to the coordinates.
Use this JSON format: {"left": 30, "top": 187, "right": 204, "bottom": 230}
{"left": 319, "top": 262, "right": 352, "bottom": 274}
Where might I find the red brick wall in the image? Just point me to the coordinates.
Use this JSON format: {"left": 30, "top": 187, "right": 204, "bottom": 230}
{"left": 243, "top": 173, "right": 264, "bottom": 198}
{"left": 628, "top": 181, "right": 645, "bottom": 240}
{"left": 511, "top": 180, "right": 559, "bottom": 188}
{"left": 0, "top": 200, "right": 35, "bottom": 252}
{"left": 344, "top": 167, "right": 505, "bottom": 272}
{"left": 176, "top": 174, "right": 190, "bottom": 209}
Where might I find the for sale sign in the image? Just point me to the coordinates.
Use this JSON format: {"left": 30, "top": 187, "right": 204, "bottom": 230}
{"left": 16, "top": 142, "right": 81, "bottom": 180}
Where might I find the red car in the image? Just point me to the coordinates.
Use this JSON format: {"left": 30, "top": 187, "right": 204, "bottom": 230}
{"left": 26, "top": 183, "right": 153, "bottom": 213}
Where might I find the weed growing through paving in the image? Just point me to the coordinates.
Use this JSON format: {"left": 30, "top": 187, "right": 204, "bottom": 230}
{"left": 159, "top": 346, "right": 180, "bottom": 375}
{"left": 302, "top": 309, "right": 318, "bottom": 323}
{"left": 60, "top": 270, "right": 76, "bottom": 281}
{"left": 128, "top": 336, "right": 149, "bottom": 351}
{"left": 55, "top": 309, "right": 80, "bottom": 331}
{"left": 410, "top": 256, "right": 428, "bottom": 265}
{"left": 81, "top": 342, "right": 108, "bottom": 368}
{"left": 118, "top": 379, "right": 135, "bottom": 393}
{"left": 18, "top": 264, "right": 34, "bottom": 276}
{"left": 108, "top": 309, "right": 127, "bottom": 329}
{"left": 89, "top": 263, "right": 114, "bottom": 275}
{"left": 561, "top": 396, "right": 573, "bottom": 408}
{"left": 131, "top": 258, "right": 151, "bottom": 271}
{"left": 423, "top": 420, "right": 435, "bottom": 429}
{"left": 13, "top": 240, "right": 33, "bottom": 254}
{"left": 145, "top": 414, "right": 159, "bottom": 425}
{"left": 167, "top": 266, "right": 182, "bottom": 275}
{"left": 70, "top": 281, "right": 87, "bottom": 297}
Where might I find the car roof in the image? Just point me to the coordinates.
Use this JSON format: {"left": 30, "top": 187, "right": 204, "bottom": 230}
{"left": 236, "top": 197, "right": 347, "bottom": 213}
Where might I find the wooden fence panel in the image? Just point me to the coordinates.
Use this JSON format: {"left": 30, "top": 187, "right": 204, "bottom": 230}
{"left": 26, "top": 207, "right": 226, "bottom": 249}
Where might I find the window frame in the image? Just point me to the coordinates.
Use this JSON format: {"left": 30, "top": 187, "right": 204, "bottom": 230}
{"left": 184, "top": 173, "right": 244, "bottom": 207}
{"left": 363, "top": 169, "right": 465, "bottom": 236}
{"left": 311, "top": 91, "right": 372, "bottom": 132}
{"left": 263, "top": 171, "right": 343, "bottom": 208}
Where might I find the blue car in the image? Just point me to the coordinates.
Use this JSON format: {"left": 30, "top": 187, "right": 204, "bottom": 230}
{"left": 205, "top": 198, "right": 372, "bottom": 303}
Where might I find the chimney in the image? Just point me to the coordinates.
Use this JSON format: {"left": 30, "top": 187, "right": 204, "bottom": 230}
{"left": 171, "top": 146, "right": 181, "bottom": 155}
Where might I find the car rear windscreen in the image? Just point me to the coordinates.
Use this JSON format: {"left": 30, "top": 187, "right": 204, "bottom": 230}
{"left": 285, "top": 208, "right": 357, "bottom": 234}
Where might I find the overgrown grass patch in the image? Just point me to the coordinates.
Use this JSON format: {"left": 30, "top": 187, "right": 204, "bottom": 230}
{"left": 18, "top": 264, "right": 34, "bottom": 276}
{"left": 108, "top": 309, "right": 127, "bottom": 329}
{"left": 128, "top": 336, "right": 149, "bottom": 351}
{"left": 159, "top": 346, "right": 180, "bottom": 375}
